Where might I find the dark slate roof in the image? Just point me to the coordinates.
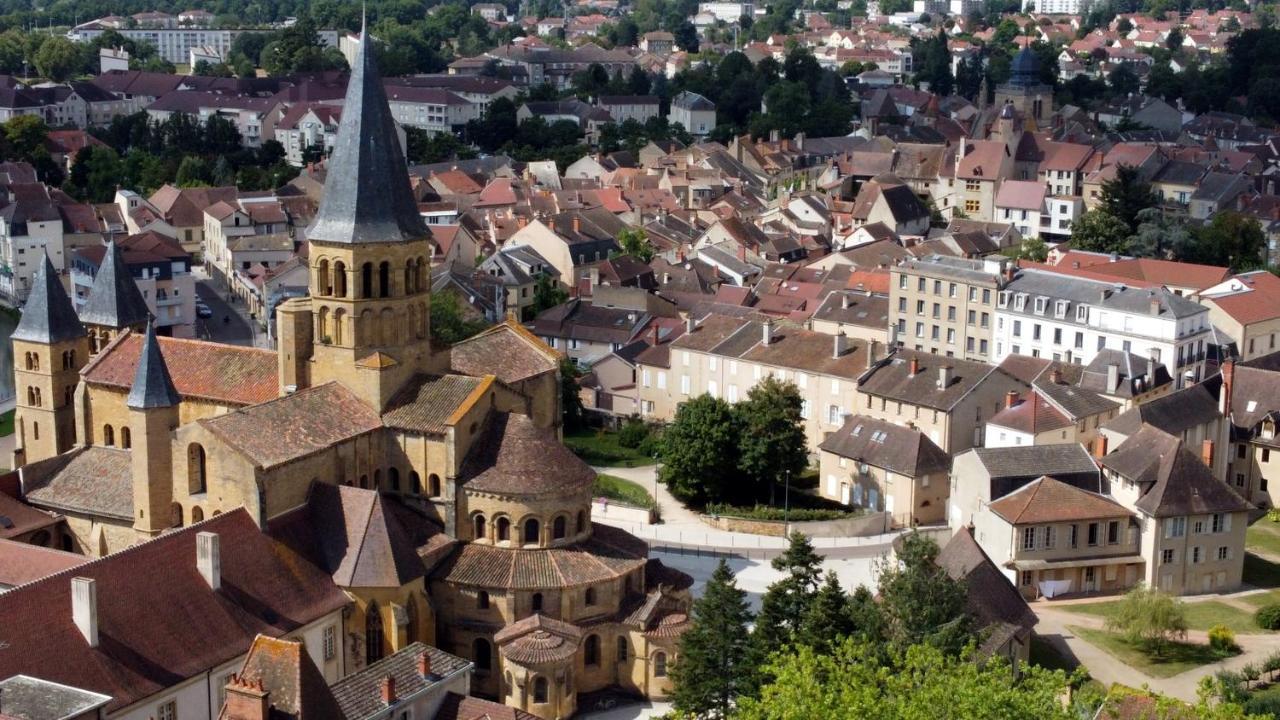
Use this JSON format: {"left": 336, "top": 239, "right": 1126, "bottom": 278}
{"left": 1103, "top": 380, "right": 1221, "bottom": 437}
{"left": 78, "top": 240, "right": 150, "bottom": 329}
{"left": 126, "top": 321, "right": 180, "bottom": 409}
{"left": 12, "top": 253, "right": 85, "bottom": 343}
{"left": 857, "top": 349, "right": 1013, "bottom": 411}
{"left": 1100, "top": 425, "right": 1251, "bottom": 517}
{"left": 332, "top": 643, "right": 471, "bottom": 720}
{"left": 819, "top": 414, "right": 951, "bottom": 477}
{"left": 306, "top": 16, "right": 429, "bottom": 246}
{"left": 936, "top": 527, "right": 1037, "bottom": 657}
{"left": 966, "top": 443, "right": 1101, "bottom": 501}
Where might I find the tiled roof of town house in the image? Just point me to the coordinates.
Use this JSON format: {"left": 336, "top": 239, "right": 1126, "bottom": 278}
{"left": 215, "top": 635, "right": 346, "bottom": 720}
{"left": 494, "top": 614, "right": 583, "bottom": 664}
{"left": 450, "top": 321, "right": 561, "bottom": 384}
{"left": 988, "top": 391, "right": 1073, "bottom": 434}
{"left": 988, "top": 476, "right": 1132, "bottom": 525}
{"left": 1101, "top": 425, "right": 1251, "bottom": 516}
{"left": 200, "top": 382, "right": 384, "bottom": 470}
{"left": 461, "top": 412, "right": 595, "bottom": 497}
{"left": 12, "top": 253, "right": 85, "bottom": 344}
{"left": 1070, "top": 257, "right": 1230, "bottom": 291}
{"left": 332, "top": 643, "right": 473, "bottom": 719}
{"left": 0, "top": 509, "right": 349, "bottom": 715}
{"left": 956, "top": 140, "right": 1008, "bottom": 180}
{"left": 21, "top": 446, "right": 134, "bottom": 521}
{"left": 819, "top": 415, "right": 951, "bottom": 477}
{"left": 126, "top": 321, "right": 181, "bottom": 409}
{"left": 936, "top": 527, "right": 1037, "bottom": 658}
{"left": 1199, "top": 270, "right": 1280, "bottom": 326}
{"left": 432, "top": 522, "right": 647, "bottom": 590}
{"left": 0, "top": 487, "right": 61, "bottom": 540}
{"left": 306, "top": 13, "right": 429, "bottom": 246}
{"left": 1102, "top": 379, "right": 1222, "bottom": 438}
{"left": 1078, "top": 349, "right": 1173, "bottom": 399}
{"left": 1228, "top": 363, "right": 1280, "bottom": 432}
{"left": 1034, "top": 374, "right": 1120, "bottom": 420}
{"left": 78, "top": 240, "right": 151, "bottom": 329}
{"left": 0, "top": 539, "right": 87, "bottom": 588}
{"left": 858, "top": 349, "right": 1012, "bottom": 411}
{"left": 994, "top": 179, "right": 1047, "bottom": 210}
{"left": 435, "top": 692, "right": 541, "bottom": 720}
{"left": 147, "top": 184, "right": 239, "bottom": 227}
{"left": 81, "top": 331, "right": 279, "bottom": 407}
{"left": 381, "top": 374, "right": 490, "bottom": 435}
{"left": 965, "top": 443, "right": 1102, "bottom": 500}
{"left": 810, "top": 291, "right": 889, "bottom": 330}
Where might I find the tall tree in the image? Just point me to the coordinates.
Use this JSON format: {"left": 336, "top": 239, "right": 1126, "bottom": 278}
{"left": 735, "top": 376, "right": 808, "bottom": 503}
{"left": 796, "top": 572, "right": 856, "bottom": 654}
{"left": 876, "top": 531, "right": 973, "bottom": 655}
{"left": 1100, "top": 164, "right": 1158, "bottom": 234}
{"left": 33, "top": 36, "right": 80, "bottom": 82}
{"left": 660, "top": 394, "right": 740, "bottom": 504}
{"left": 750, "top": 532, "right": 826, "bottom": 686}
{"left": 617, "top": 227, "right": 655, "bottom": 262}
{"left": 1071, "top": 208, "right": 1132, "bottom": 254}
{"left": 671, "top": 560, "right": 755, "bottom": 719}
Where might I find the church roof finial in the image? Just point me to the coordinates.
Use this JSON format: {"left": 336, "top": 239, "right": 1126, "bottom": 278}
{"left": 12, "top": 252, "right": 85, "bottom": 344}
{"left": 79, "top": 239, "right": 151, "bottom": 330}
{"left": 127, "top": 319, "right": 180, "bottom": 409}
{"left": 305, "top": 6, "right": 428, "bottom": 246}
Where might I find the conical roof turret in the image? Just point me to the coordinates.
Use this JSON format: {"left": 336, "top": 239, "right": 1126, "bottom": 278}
{"left": 79, "top": 240, "right": 150, "bottom": 330}
{"left": 12, "top": 253, "right": 85, "bottom": 344}
{"left": 127, "top": 319, "right": 180, "bottom": 409}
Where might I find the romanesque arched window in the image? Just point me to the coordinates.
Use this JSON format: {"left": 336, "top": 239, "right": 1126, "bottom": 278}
{"left": 332, "top": 308, "right": 346, "bottom": 345}
{"left": 404, "top": 259, "right": 416, "bottom": 294}
{"left": 378, "top": 261, "right": 391, "bottom": 298}
{"left": 576, "top": 511, "right": 586, "bottom": 534}
{"left": 523, "top": 518, "right": 540, "bottom": 544}
{"left": 473, "top": 638, "right": 491, "bottom": 672}
{"left": 188, "top": 443, "right": 207, "bottom": 493}
{"left": 365, "top": 602, "right": 384, "bottom": 663}
{"left": 170, "top": 501, "right": 184, "bottom": 528}
{"left": 531, "top": 592, "right": 543, "bottom": 613}
{"left": 102, "top": 424, "right": 114, "bottom": 446}
{"left": 533, "top": 676, "right": 548, "bottom": 704}
{"left": 585, "top": 634, "right": 600, "bottom": 666}
{"left": 478, "top": 590, "right": 490, "bottom": 609}
{"left": 388, "top": 467, "right": 400, "bottom": 492}
{"left": 191, "top": 506, "right": 204, "bottom": 523}
{"left": 361, "top": 262, "right": 374, "bottom": 299}
{"left": 316, "top": 258, "right": 331, "bottom": 296}
{"left": 474, "top": 513, "right": 487, "bottom": 540}
{"left": 333, "top": 261, "right": 347, "bottom": 298}
{"left": 654, "top": 652, "right": 667, "bottom": 677}
{"left": 553, "top": 515, "right": 567, "bottom": 540}
{"left": 496, "top": 516, "right": 510, "bottom": 542}
{"left": 410, "top": 471, "right": 422, "bottom": 494}
{"left": 120, "top": 427, "right": 131, "bottom": 449}
{"left": 616, "top": 636, "right": 628, "bottom": 662}
{"left": 428, "top": 474, "right": 441, "bottom": 496}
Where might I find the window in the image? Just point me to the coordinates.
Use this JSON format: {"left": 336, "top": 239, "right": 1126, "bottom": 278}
{"left": 585, "top": 634, "right": 600, "bottom": 665}
{"left": 1161, "top": 548, "right": 1175, "bottom": 564}
{"left": 157, "top": 701, "right": 177, "bottom": 720}
{"left": 1218, "top": 546, "right": 1231, "bottom": 561}
{"left": 553, "top": 515, "right": 567, "bottom": 539}
{"left": 473, "top": 638, "right": 492, "bottom": 671}
{"left": 1166, "top": 517, "right": 1187, "bottom": 538}
{"left": 964, "top": 199, "right": 980, "bottom": 214}
{"left": 366, "top": 603, "right": 385, "bottom": 663}
{"left": 828, "top": 405, "right": 842, "bottom": 424}
{"left": 531, "top": 592, "right": 543, "bottom": 612}
{"left": 916, "top": 299, "right": 925, "bottom": 315}
{"left": 478, "top": 590, "right": 490, "bottom": 609}
{"left": 1069, "top": 524, "right": 1078, "bottom": 548}
{"left": 323, "top": 625, "right": 337, "bottom": 661}
{"left": 524, "top": 518, "right": 540, "bottom": 544}
{"left": 680, "top": 375, "right": 690, "bottom": 395}
{"left": 1020, "top": 571, "right": 1034, "bottom": 586}
{"left": 1192, "top": 546, "right": 1202, "bottom": 563}
{"left": 1087, "top": 522, "right": 1099, "bottom": 546}
{"left": 617, "top": 636, "right": 629, "bottom": 662}
{"left": 1074, "top": 331, "right": 1084, "bottom": 349}
{"left": 654, "top": 652, "right": 668, "bottom": 677}
{"left": 585, "top": 587, "right": 596, "bottom": 606}
{"left": 1022, "top": 526, "right": 1035, "bottom": 550}
{"left": 1108, "top": 520, "right": 1119, "bottom": 544}
{"left": 533, "top": 677, "right": 549, "bottom": 704}
{"left": 1013, "top": 320, "right": 1022, "bottom": 337}
{"left": 1212, "top": 513, "right": 1229, "bottom": 533}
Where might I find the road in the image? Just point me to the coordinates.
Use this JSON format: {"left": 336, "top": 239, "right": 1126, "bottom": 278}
{"left": 193, "top": 278, "right": 257, "bottom": 347}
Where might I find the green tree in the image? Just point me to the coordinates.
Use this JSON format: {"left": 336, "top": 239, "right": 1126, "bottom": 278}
{"left": 4, "top": 115, "right": 49, "bottom": 158}
{"left": 429, "top": 290, "right": 490, "bottom": 345}
{"left": 1105, "top": 584, "right": 1188, "bottom": 659}
{"left": 1125, "top": 207, "right": 1191, "bottom": 259}
{"left": 559, "top": 358, "right": 586, "bottom": 432}
{"left": 617, "top": 227, "right": 655, "bottom": 262}
{"left": 750, "top": 532, "right": 825, "bottom": 686}
{"left": 735, "top": 376, "right": 808, "bottom": 504}
{"left": 876, "top": 531, "right": 973, "bottom": 654}
{"left": 796, "top": 572, "right": 856, "bottom": 654}
{"left": 65, "top": 145, "right": 122, "bottom": 202}
{"left": 671, "top": 560, "right": 754, "bottom": 719}
{"left": 175, "top": 156, "right": 212, "bottom": 187}
{"left": 1187, "top": 210, "right": 1268, "bottom": 270}
{"left": 659, "top": 394, "right": 740, "bottom": 504}
{"left": 1071, "top": 208, "right": 1132, "bottom": 254}
{"left": 33, "top": 36, "right": 80, "bottom": 82}
{"left": 530, "top": 272, "right": 568, "bottom": 317}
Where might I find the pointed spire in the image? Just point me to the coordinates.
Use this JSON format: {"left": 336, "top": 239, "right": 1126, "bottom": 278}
{"left": 79, "top": 240, "right": 151, "bottom": 330}
{"left": 306, "top": 9, "right": 428, "bottom": 245}
{"left": 127, "top": 320, "right": 180, "bottom": 409}
{"left": 13, "top": 253, "right": 85, "bottom": 344}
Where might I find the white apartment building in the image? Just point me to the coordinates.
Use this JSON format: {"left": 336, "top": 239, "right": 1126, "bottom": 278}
{"left": 0, "top": 186, "right": 66, "bottom": 301}
{"left": 697, "top": 1, "right": 756, "bottom": 21}
{"left": 68, "top": 22, "right": 339, "bottom": 65}
{"left": 993, "top": 268, "right": 1211, "bottom": 386}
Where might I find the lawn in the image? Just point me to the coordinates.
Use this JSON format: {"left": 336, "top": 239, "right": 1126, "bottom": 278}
{"left": 0, "top": 409, "right": 12, "bottom": 437}
{"left": 1061, "top": 599, "right": 1266, "bottom": 634}
{"left": 593, "top": 474, "right": 656, "bottom": 509}
{"left": 1069, "top": 625, "right": 1236, "bottom": 678}
{"left": 1248, "top": 521, "right": 1280, "bottom": 558}
{"left": 564, "top": 428, "right": 654, "bottom": 468}
{"left": 1242, "top": 590, "right": 1280, "bottom": 608}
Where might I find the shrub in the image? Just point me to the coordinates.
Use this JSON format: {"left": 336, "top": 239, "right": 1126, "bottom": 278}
{"left": 1243, "top": 663, "right": 1262, "bottom": 688}
{"left": 618, "top": 419, "right": 650, "bottom": 449}
{"left": 1104, "top": 585, "right": 1188, "bottom": 658}
{"left": 1257, "top": 603, "right": 1280, "bottom": 631}
{"left": 704, "top": 503, "right": 858, "bottom": 522}
{"left": 1264, "top": 650, "right": 1280, "bottom": 681}
{"left": 1269, "top": 507, "right": 1280, "bottom": 523}
{"left": 1215, "top": 669, "right": 1247, "bottom": 705}
{"left": 1209, "top": 624, "right": 1238, "bottom": 656}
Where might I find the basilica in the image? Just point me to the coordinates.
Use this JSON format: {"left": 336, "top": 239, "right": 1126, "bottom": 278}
{"left": 10, "top": 23, "right": 689, "bottom": 720}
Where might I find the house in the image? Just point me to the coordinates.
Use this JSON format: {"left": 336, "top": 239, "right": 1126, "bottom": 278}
{"left": 1197, "top": 271, "right": 1280, "bottom": 361}
{"left": 848, "top": 173, "right": 930, "bottom": 237}
{"left": 0, "top": 182, "right": 66, "bottom": 300}
{"left": 1223, "top": 358, "right": 1280, "bottom": 507}
{"left": 202, "top": 198, "right": 293, "bottom": 287}
{"left": 817, "top": 414, "right": 951, "bottom": 528}
{"left": 986, "top": 366, "right": 1121, "bottom": 451}
{"left": 504, "top": 208, "right": 625, "bottom": 288}
{"left": 889, "top": 254, "right": 1008, "bottom": 363}
{"left": 596, "top": 95, "right": 660, "bottom": 125}
{"left": 145, "top": 184, "right": 239, "bottom": 256}
{"left": 935, "top": 528, "right": 1038, "bottom": 667}
{"left": 949, "top": 443, "right": 1103, "bottom": 529}
{"left": 668, "top": 91, "right": 716, "bottom": 137}
{"left": 992, "top": 180, "right": 1049, "bottom": 239}
{"left": 69, "top": 232, "right": 196, "bottom": 338}
{"left": 479, "top": 244, "right": 559, "bottom": 320}
{"left": 532, "top": 292, "right": 666, "bottom": 367}
{"left": 810, "top": 289, "right": 891, "bottom": 345}
{"left": 1099, "top": 378, "right": 1231, "bottom": 482}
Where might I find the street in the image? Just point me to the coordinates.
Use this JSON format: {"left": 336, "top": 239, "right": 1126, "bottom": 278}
{"left": 193, "top": 276, "right": 258, "bottom": 347}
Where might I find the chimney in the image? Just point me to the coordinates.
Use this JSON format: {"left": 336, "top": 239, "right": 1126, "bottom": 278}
{"left": 651, "top": 323, "right": 660, "bottom": 345}
{"left": 517, "top": 215, "right": 528, "bottom": 229}
{"left": 548, "top": 219, "right": 556, "bottom": 232}
{"left": 1201, "top": 439, "right": 1215, "bottom": 469}
{"left": 1099, "top": 288, "right": 1111, "bottom": 302}
{"left": 1107, "top": 363, "right": 1120, "bottom": 393}
{"left": 833, "top": 332, "right": 847, "bottom": 359}
{"left": 223, "top": 676, "right": 269, "bottom": 720}
{"left": 1005, "top": 390, "right": 1019, "bottom": 409}
{"left": 1220, "top": 358, "right": 1236, "bottom": 415}
{"left": 736, "top": 243, "right": 746, "bottom": 262}
{"left": 938, "top": 365, "right": 952, "bottom": 388}
{"left": 868, "top": 339, "right": 881, "bottom": 365}
{"left": 685, "top": 316, "right": 695, "bottom": 333}
{"left": 1002, "top": 264, "right": 1015, "bottom": 283}
{"left": 572, "top": 216, "right": 581, "bottom": 233}
{"left": 1049, "top": 368, "right": 1063, "bottom": 385}
{"left": 197, "top": 531, "right": 221, "bottom": 591}
{"left": 1094, "top": 434, "right": 1108, "bottom": 459}
{"left": 71, "top": 577, "right": 98, "bottom": 647}
{"left": 379, "top": 675, "right": 397, "bottom": 706}
{"left": 1149, "top": 296, "right": 1161, "bottom": 316}
{"left": 762, "top": 322, "right": 774, "bottom": 346}
{"left": 908, "top": 356, "right": 920, "bottom": 377}
{"left": 841, "top": 294, "right": 851, "bottom": 309}
{"left": 417, "top": 651, "right": 432, "bottom": 677}
{"left": 795, "top": 132, "right": 805, "bottom": 151}
{"left": 1147, "top": 353, "right": 1156, "bottom": 382}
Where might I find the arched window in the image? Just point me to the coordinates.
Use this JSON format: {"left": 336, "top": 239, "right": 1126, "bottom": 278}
{"left": 531, "top": 592, "right": 543, "bottom": 613}
{"left": 361, "top": 262, "right": 373, "bottom": 299}
{"left": 553, "top": 515, "right": 567, "bottom": 540}
{"left": 170, "top": 501, "right": 184, "bottom": 528}
{"left": 533, "top": 676, "right": 548, "bottom": 704}
{"left": 68, "top": 350, "right": 75, "bottom": 367}
{"left": 188, "top": 443, "right": 207, "bottom": 494}
{"left": 359, "top": 474, "right": 368, "bottom": 488}
{"left": 378, "top": 261, "right": 391, "bottom": 298}
{"left": 404, "top": 259, "right": 416, "bottom": 293}
{"left": 373, "top": 469, "right": 381, "bottom": 489}
{"left": 120, "top": 427, "right": 131, "bottom": 449}
{"left": 26, "top": 386, "right": 34, "bottom": 406}
{"left": 191, "top": 506, "right": 204, "bottom": 523}
{"left": 333, "top": 261, "right": 348, "bottom": 298}
{"left": 654, "top": 652, "right": 667, "bottom": 677}
{"left": 585, "top": 587, "right": 596, "bottom": 606}
{"left": 496, "top": 516, "right": 511, "bottom": 542}
{"left": 332, "top": 308, "right": 346, "bottom": 345}
{"left": 473, "top": 638, "right": 492, "bottom": 671}
{"left": 428, "top": 473, "right": 441, "bottom": 496}
{"left": 406, "top": 595, "right": 420, "bottom": 641}
{"left": 585, "top": 634, "right": 600, "bottom": 666}
{"left": 316, "top": 258, "right": 331, "bottom": 295}
{"left": 31, "top": 421, "right": 38, "bottom": 440}
{"left": 102, "top": 425, "right": 114, "bottom": 446}
{"left": 389, "top": 467, "right": 400, "bottom": 492}
{"left": 33, "top": 388, "right": 40, "bottom": 407}
{"left": 31, "top": 353, "right": 37, "bottom": 371}
{"left": 616, "top": 636, "right": 628, "bottom": 662}
{"left": 23, "top": 352, "right": 32, "bottom": 370}
{"left": 410, "top": 471, "right": 422, "bottom": 494}
{"left": 317, "top": 306, "right": 330, "bottom": 342}
{"left": 63, "top": 386, "right": 73, "bottom": 407}
{"left": 477, "top": 590, "right": 490, "bottom": 609}
{"left": 365, "top": 603, "right": 384, "bottom": 663}
{"left": 416, "top": 258, "right": 428, "bottom": 294}
{"left": 524, "top": 518, "right": 540, "bottom": 544}
{"left": 474, "top": 513, "right": 487, "bottom": 540}
{"left": 576, "top": 511, "right": 586, "bottom": 534}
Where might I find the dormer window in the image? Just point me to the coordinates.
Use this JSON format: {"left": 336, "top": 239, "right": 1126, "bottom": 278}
{"left": 1076, "top": 304, "right": 1089, "bottom": 322}
{"left": 998, "top": 291, "right": 1010, "bottom": 308}
{"left": 1034, "top": 297, "right": 1046, "bottom": 315}
{"left": 1055, "top": 300, "right": 1068, "bottom": 318}
{"left": 1014, "top": 294, "right": 1027, "bottom": 311}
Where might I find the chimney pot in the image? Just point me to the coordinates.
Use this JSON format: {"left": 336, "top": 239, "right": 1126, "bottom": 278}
{"left": 71, "top": 577, "right": 98, "bottom": 647}
{"left": 1094, "top": 434, "right": 1109, "bottom": 459}
{"left": 1050, "top": 368, "right": 1062, "bottom": 384}
{"left": 868, "top": 339, "right": 881, "bottom": 366}
{"left": 908, "top": 356, "right": 920, "bottom": 377}
{"left": 223, "top": 673, "right": 269, "bottom": 720}
{"left": 197, "top": 531, "right": 221, "bottom": 591}
{"left": 1005, "top": 390, "right": 1019, "bottom": 409}
{"left": 938, "top": 365, "right": 952, "bottom": 388}
{"left": 1107, "top": 363, "right": 1120, "bottom": 393}
{"left": 762, "top": 322, "right": 774, "bottom": 346}
{"left": 379, "top": 675, "right": 397, "bottom": 706}
{"left": 1202, "top": 439, "right": 1215, "bottom": 469}
{"left": 417, "top": 651, "right": 432, "bottom": 677}
{"left": 1149, "top": 297, "right": 1161, "bottom": 316}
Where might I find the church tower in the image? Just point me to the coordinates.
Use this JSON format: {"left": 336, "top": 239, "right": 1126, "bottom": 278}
{"left": 12, "top": 254, "right": 90, "bottom": 466}
{"left": 281, "top": 12, "right": 435, "bottom": 410}
{"left": 127, "top": 319, "right": 181, "bottom": 538}
{"left": 80, "top": 239, "right": 151, "bottom": 354}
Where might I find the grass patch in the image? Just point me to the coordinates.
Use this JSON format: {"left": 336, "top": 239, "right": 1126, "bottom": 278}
{"left": 1241, "top": 590, "right": 1280, "bottom": 608}
{"left": 1061, "top": 599, "right": 1266, "bottom": 634}
{"left": 593, "top": 473, "right": 656, "bottom": 509}
{"left": 1069, "top": 625, "right": 1235, "bottom": 678}
{"left": 0, "top": 409, "right": 12, "bottom": 437}
{"left": 1245, "top": 552, "right": 1280, "bottom": 589}
{"left": 564, "top": 428, "right": 654, "bottom": 468}
{"left": 1248, "top": 521, "right": 1280, "bottom": 558}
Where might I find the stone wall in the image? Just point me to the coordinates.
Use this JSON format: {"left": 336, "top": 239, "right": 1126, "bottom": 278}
{"left": 699, "top": 511, "right": 894, "bottom": 538}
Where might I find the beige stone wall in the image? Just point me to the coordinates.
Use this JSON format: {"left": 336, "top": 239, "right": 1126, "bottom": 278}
{"left": 344, "top": 583, "right": 435, "bottom": 674}
{"left": 1145, "top": 511, "right": 1247, "bottom": 595}
{"left": 817, "top": 450, "right": 947, "bottom": 527}
{"left": 13, "top": 335, "right": 89, "bottom": 465}
{"left": 60, "top": 511, "right": 136, "bottom": 557}
{"left": 459, "top": 486, "right": 594, "bottom": 549}
{"left": 889, "top": 269, "right": 999, "bottom": 363}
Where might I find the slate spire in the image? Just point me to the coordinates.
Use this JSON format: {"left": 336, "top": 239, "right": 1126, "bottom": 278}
{"left": 79, "top": 240, "right": 151, "bottom": 330}
{"left": 12, "top": 252, "right": 85, "bottom": 344}
{"left": 306, "top": 9, "right": 428, "bottom": 245}
{"left": 127, "top": 319, "right": 180, "bottom": 409}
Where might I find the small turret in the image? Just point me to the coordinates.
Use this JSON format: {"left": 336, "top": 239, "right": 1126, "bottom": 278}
{"left": 129, "top": 320, "right": 180, "bottom": 538}
{"left": 80, "top": 240, "right": 150, "bottom": 353}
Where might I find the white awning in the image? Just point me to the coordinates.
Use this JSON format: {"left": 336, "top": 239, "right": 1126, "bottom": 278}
{"left": 1010, "top": 554, "right": 1145, "bottom": 571}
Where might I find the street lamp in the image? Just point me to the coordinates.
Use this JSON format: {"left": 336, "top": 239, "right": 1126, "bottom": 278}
{"left": 783, "top": 469, "right": 791, "bottom": 528}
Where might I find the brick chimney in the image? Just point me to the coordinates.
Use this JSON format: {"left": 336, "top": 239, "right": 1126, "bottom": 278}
{"left": 1149, "top": 296, "right": 1161, "bottom": 316}
{"left": 1202, "top": 439, "right": 1215, "bottom": 469}
{"left": 1005, "top": 390, "right": 1019, "bottom": 409}
{"left": 1094, "top": 434, "right": 1108, "bottom": 459}
{"left": 417, "top": 651, "right": 432, "bottom": 678}
{"left": 908, "top": 356, "right": 919, "bottom": 377}
{"left": 379, "top": 675, "right": 397, "bottom": 706}
{"left": 1049, "top": 368, "right": 1063, "bottom": 385}
{"left": 736, "top": 243, "right": 746, "bottom": 262}
{"left": 1220, "top": 358, "right": 1236, "bottom": 415}
{"left": 223, "top": 675, "right": 268, "bottom": 720}
{"left": 572, "top": 216, "right": 581, "bottom": 233}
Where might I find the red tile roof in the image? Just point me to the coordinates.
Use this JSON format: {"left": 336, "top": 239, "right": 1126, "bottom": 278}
{"left": 0, "top": 486, "right": 61, "bottom": 539}
{"left": 989, "top": 475, "right": 1131, "bottom": 525}
{"left": 0, "top": 539, "right": 86, "bottom": 588}
{"left": 82, "top": 332, "right": 278, "bottom": 407}
{"left": 988, "top": 392, "right": 1072, "bottom": 434}
{"left": 1200, "top": 270, "right": 1280, "bottom": 325}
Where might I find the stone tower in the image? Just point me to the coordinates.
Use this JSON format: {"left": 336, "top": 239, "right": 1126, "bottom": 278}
{"left": 11, "top": 254, "right": 90, "bottom": 466}
{"left": 80, "top": 239, "right": 151, "bottom": 354}
{"left": 128, "top": 319, "right": 181, "bottom": 538}
{"left": 994, "top": 46, "right": 1053, "bottom": 125}
{"left": 279, "top": 12, "right": 435, "bottom": 410}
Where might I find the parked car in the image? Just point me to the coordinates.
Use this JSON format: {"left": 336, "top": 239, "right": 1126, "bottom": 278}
{"left": 196, "top": 303, "right": 213, "bottom": 318}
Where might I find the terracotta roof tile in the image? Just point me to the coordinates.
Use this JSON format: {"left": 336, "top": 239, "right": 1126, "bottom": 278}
{"left": 431, "top": 523, "right": 647, "bottom": 590}
{"left": 382, "top": 374, "right": 487, "bottom": 435}
{"left": 0, "top": 539, "right": 87, "bottom": 588}
{"left": 0, "top": 486, "right": 61, "bottom": 539}
{"left": 435, "top": 693, "right": 540, "bottom": 720}
{"left": 332, "top": 643, "right": 471, "bottom": 719}
{"left": 988, "top": 476, "right": 1131, "bottom": 524}
{"left": 217, "top": 635, "right": 346, "bottom": 719}
{"left": 22, "top": 446, "right": 133, "bottom": 521}
{"left": 450, "top": 321, "right": 560, "bottom": 384}
{"left": 461, "top": 413, "right": 594, "bottom": 497}
{"left": 82, "top": 332, "right": 278, "bottom": 406}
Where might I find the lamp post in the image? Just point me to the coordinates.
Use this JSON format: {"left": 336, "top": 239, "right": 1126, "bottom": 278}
{"left": 783, "top": 469, "right": 791, "bottom": 529}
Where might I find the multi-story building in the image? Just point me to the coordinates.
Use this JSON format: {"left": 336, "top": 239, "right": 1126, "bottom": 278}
{"left": 993, "top": 267, "right": 1211, "bottom": 386}
{"left": 889, "top": 254, "right": 1008, "bottom": 363}
{"left": 0, "top": 183, "right": 66, "bottom": 301}
{"left": 202, "top": 197, "right": 293, "bottom": 287}
{"left": 68, "top": 20, "right": 339, "bottom": 65}
{"left": 1223, "top": 357, "right": 1280, "bottom": 508}
{"left": 69, "top": 231, "right": 196, "bottom": 338}
{"left": 1198, "top": 270, "right": 1280, "bottom": 362}
{"left": 668, "top": 91, "right": 716, "bottom": 137}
